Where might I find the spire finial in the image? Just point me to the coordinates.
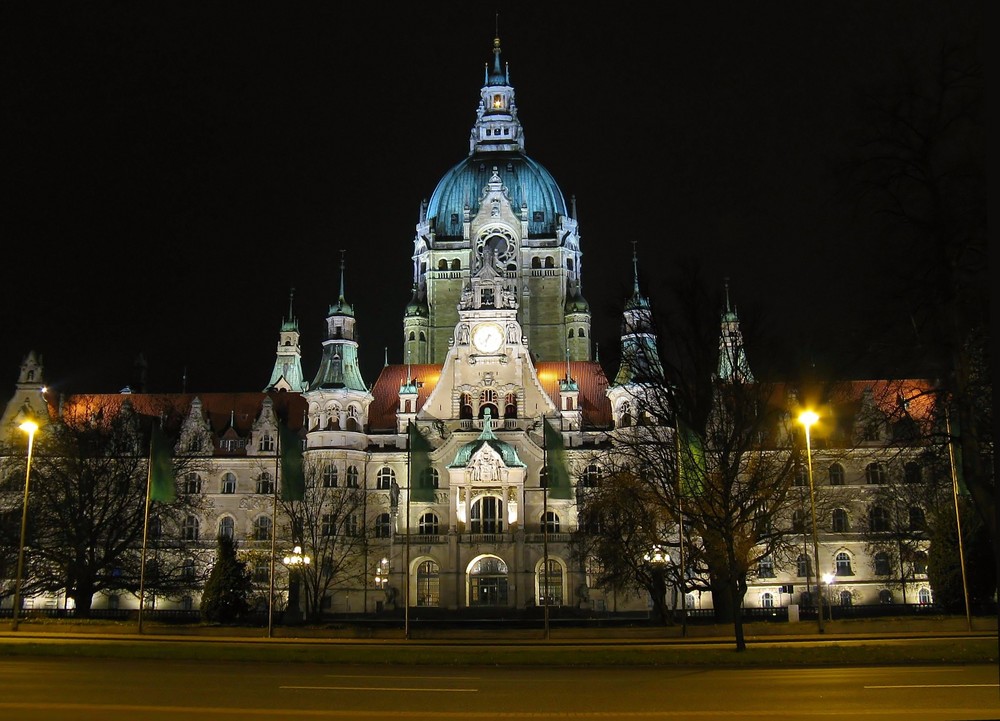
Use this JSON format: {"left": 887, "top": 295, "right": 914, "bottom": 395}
{"left": 724, "top": 277, "right": 731, "bottom": 313}
{"left": 287, "top": 287, "right": 295, "bottom": 322}
{"left": 384, "top": 346, "right": 388, "bottom": 367}
{"left": 339, "top": 250, "right": 347, "bottom": 304}
{"left": 565, "top": 344, "right": 571, "bottom": 383}
{"left": 632, "top": 241, "right": 640, "bottom": 294}
{"left": 407, "top": 348, "right": 412, "bottom": 385}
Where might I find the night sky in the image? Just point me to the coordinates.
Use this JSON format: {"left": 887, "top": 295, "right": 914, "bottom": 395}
{"left": 2, "top": 2, "right": 984, "bottom": 403}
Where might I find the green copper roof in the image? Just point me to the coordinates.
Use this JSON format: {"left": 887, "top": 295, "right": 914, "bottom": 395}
{"left": 447, "top": 411, "right": 526, "bottom": 469}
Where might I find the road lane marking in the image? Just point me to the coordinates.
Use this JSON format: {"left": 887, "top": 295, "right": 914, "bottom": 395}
{"left": 323, "top": 674, "right": 481, "bottom": 680}
{"left": 282, "top": 685, "right": 478, "bottom": 692}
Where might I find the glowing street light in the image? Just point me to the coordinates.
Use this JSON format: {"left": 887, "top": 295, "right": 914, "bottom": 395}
{"left": 11, "top": 418, "right": 38, "bottom": 631}
{"left": 282, "top": 545, "right": 310, "bottom": 623}
{"left": 797, "top": 410, "right": 824, "bottom": 634}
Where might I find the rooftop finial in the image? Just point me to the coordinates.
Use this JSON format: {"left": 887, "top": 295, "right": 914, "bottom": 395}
{"left": 339, "top": 250, "right": 347, "bottom": 304}
{"left": 287, "top": 287, "right": 295, "bottom": 322}
{"left": 724, "top": 277, "right": 731, "bottom": 313}
{"left": 632, "top": 241, "right": 640, "bottom": 295}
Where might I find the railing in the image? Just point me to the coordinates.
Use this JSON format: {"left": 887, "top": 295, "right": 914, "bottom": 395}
{"left": 524, "top": 533, "right": 573, "bottom": 544}
{"left": 461, "top": 533, "right": 510, "bottom": 544}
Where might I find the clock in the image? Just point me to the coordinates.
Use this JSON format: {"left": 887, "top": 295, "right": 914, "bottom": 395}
{"left": 472, "top": 323, "right": 504, "bottom": 353}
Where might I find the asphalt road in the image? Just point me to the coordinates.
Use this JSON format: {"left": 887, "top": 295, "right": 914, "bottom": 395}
{"left": 0, "top": 656, "right": 998, "bottom": 720}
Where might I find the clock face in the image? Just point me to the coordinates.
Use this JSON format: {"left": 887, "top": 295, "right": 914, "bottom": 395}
{"left": 472, "top": 323, "right": 504, "bottom": 353}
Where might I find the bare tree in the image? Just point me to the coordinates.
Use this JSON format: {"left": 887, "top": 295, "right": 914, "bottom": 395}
{"left": 278, "top": 457, "right": 371, "bottom": 622}
{"left": 16, "top": 396, "right": 203, "bottom": 616}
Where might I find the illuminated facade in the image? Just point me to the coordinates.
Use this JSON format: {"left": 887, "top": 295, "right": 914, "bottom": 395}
{"left": 0, "top": 36, "right": 937, "bottom": 619}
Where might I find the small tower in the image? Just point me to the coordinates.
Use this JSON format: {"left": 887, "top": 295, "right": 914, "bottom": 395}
{"left": 716, "top": 278, "right": 754, "bottom": 384}
{"left": 607, "top": 245, "right": 666, "bottom": 428}
{"left": 264, "top": 289, "right": 307, "bottom": 392}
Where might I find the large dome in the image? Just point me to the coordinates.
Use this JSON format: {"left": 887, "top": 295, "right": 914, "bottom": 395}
{"left": 425, "top": 151, "right": 568, "bottom": 240}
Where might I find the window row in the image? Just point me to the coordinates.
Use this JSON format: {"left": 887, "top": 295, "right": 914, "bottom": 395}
{"left": 793, "top": 461, "right": 923, "bottom": 487}
{"left": 759, "top": 550, "right": 927, "bottom": 579}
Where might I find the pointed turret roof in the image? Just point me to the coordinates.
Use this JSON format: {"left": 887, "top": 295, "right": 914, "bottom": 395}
{"left": 716, "top": 278, "right": 755, "bottom": 383}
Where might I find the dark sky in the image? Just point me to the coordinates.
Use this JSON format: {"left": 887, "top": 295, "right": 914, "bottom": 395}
{"left": 1, "top": 1, "right": 984, "bottom": 402}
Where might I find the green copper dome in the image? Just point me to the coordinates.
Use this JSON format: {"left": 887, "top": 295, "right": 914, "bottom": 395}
{"left": 426, "top": 153, "right": 567, "bottom": 240}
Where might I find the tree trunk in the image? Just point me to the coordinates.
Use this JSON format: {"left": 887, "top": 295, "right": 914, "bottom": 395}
{"left": 72, "top": 581, "right": 95, "bottom": 617}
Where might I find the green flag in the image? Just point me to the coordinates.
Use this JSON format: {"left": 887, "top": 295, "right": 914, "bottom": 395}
{"left": 544, "top": 418, "right": 572, "bottom": 500}
{"left": 149, "top": 424, "right": 176, "bottom": 503}
{"left": 409, "top": 421, "right": 435, "bottom": 503}
{"left": 279, "top": 421, "right": 305, "bottom": 501}
{"left": 676, "top": 417, "right": 705, "bottom": 495}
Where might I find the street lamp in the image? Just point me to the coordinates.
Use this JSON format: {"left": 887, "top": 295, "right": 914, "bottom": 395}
{"left": 797, "top": 410, "right": 824, "bottom": 634}
{"left": 282, "top": 545, "right": 310, "bottom": 623}
{"left": 822, "top": 572, "right": 835, "bottom": 619}
{"left": 373, "top": 557, "right": 389, "bottom": 589}
{"left": 11, "top": 419, "right": 38, "bottom": 631}
{"left": 643, "top": 545, "right": 671, "bottom": 623}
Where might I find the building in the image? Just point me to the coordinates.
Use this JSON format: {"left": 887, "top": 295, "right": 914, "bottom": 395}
{"left": 0, "top": 36, "right": 941, "bottom": 619}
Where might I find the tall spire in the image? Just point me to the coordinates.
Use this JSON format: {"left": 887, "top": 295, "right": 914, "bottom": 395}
{"left": 264, "top": 289, "right": 306, "bottom": 392}
{"left": 716, "top": 279, "right": 755, "bottom": 383}
{"left": 470, "top": 33, "right": 523, "bottom": 154}
{"left": 612, "top": 244, "right": 664, "bottom": 386}
{"left": 311, "top": 252, "right": 367, "bottom": 391}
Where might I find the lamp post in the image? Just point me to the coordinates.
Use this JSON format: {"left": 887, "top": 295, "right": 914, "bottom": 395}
{"left": 11, "top": 419, "right": 38, "bottom": 631}
{"left": 643, "top": 545, "right": 671, "bottom": 624}
{"left": 373, "top": 557, "right": 389, "bottom": 612}
{"left": 822, "top": 572, "right": 835, "bottom": 620}
{"left": 797, "top": 410, "right": 824, "bottom": 633}
{"left": 282, "top": 545, "right": 310, "bottom": 624}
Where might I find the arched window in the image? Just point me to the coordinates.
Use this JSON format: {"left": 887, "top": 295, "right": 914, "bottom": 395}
{"left": 796, "top": 554, "right": 811, "bottom": 578}
{"left": 865, "top": 462, "right": 886, "bottom": 485}
{"left": 828, "top": 463, "right": 845, "bottom": 486}
{"left": 758, "top": 556, "right": 775, "bottom": 578}
{"left": 376, "top": 466, "right": 395, "bottom": 490}
{"left": 450, "top": 259, "right": 461, "bottom": 270}
{"left": 908, "top": 506, "right": 926, "bottom": 531}
{"left": 346, "top": 466, "right": 360, "bottom": 488}
{"left": 221, "top": 472, "right": 237, "bottom": 494}
{"left": 478, "top": 389, "right": 498, "bottom": 419}
{"left": 581, "top": 464, "right": 601, "bottom": 488}
{"left": 459, "top": 393, "right": 473, "bottom": 420}
{"left": 761, "top": 592, "right": 774, "bottom": 608}
{"left": 419, "top": 331, "right": 426, "bottom": 341}
{"left": 408, "top": 331, "right": 416, "bottom": 341}
{"left": 345, "top": 406, "right": 362, "bottom": 432}
{"left": 791, "top": 509, "right": 807, "bottom": 532}
{"left": 869, "top": 505, "right": 889, "bottom": 532}
{"left": 256, "top": 472, "right": 274, "bottom": 495}
{"left": 578, "top": 328, "right": 586, "bottom": 338}
{"left": 253, "top": 516, "right": 272, "bottom": 541}
{"left": 544, "top": 256, "right": 554, "bottom": 268}
{"left": 470, "top": 556, "right": 509, "bottom": 607}
{"left": 904, "top": 462, "right": 923, "bottom": 484}
{"left": 421, "top": 466, "right": 439, "bottom": 490}
{"left": 438, "top": 259, "right": 447, "bottom": 270}
{"left": 504, "top": 393, "right": 517, "bottom": 418}
{"left": 873, "top": 552, "right": 891, "bottom": 576}
{"left": 879, "top": 589, "right": 894, "bottom": 604}
{"left": 322, "top": 464, "right": 338, "bottom": 488}
{"left": 835, "top": 552, "right": 853, "bottom": 576}
{"left": 471, "top": 497, "right": 503, "bottom": 534}
{"left": 918, "top": 588, "right": 932, "bottom": 604}
{"left": 832, "top": 508, "right": 849, "bottom": 532}
{"left": 531, "top": 257, "right": 541, "bottom": 269}
{"left": 182, "top": 473, "right": 202, "bottom": 495}
{"left": 911, "top": 551, "right": 928, "bottom": 575}
{"left": 182, "top": 515, "right": 199, "bottom": 541}
{"left": 839, "top": 590, "right": 853, "bottom": 607}
{"left": 374, "top": 513, "right": 392, "bottom": 538}
{"left": 538, "top": 558, "right": 563, "bottom": 606}
{"left": 417, "top": 560, "right": 440, "bottom": 607}
{"left": 218, "top": 516, "right": 235, "bottom": 540}
{"left": 541, "top": 511, "right": 560, "bottom": 534}
{"left": 419, "top": 512, "right": 439, "bottom": 535}
{"left": 619, "top": 401, "right": 632, "bottom": 428}
{"left": 567, "top": 329, "right": 575, "bottom": 339}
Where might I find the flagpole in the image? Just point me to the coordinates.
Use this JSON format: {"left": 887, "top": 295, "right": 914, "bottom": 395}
{"left": 138, "top": 431, "right": 155, "bottom": 634}
{"left": 541, "top": 415, "right": 550, "bottom": 640}
{"left": 404, "top": 423, "right": 411, "bottom": 640}
{"left": 267, "top": 427, "right": 279, "bottom": 638}
{"left": 674, "top": 418, "right": 687, "bottom": 637}
{"left": 945, "top": 407, "right": 972, "bottom": 631}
